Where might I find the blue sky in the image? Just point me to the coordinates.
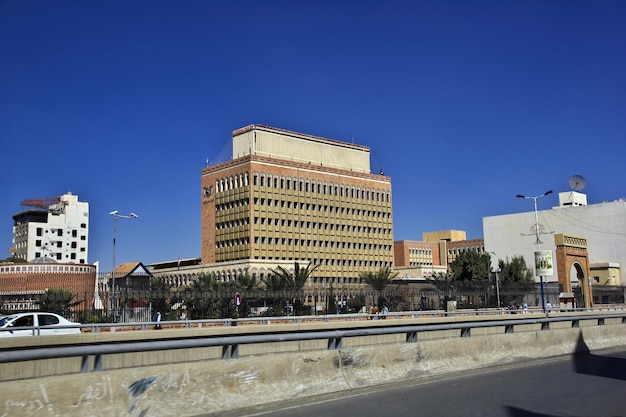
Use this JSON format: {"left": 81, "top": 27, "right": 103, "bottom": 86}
{"left": 1, "top": 0, "right": 625, "bottom": 270}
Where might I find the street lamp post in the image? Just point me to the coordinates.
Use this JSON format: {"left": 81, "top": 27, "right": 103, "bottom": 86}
{"left": 494, "top": 268, "right": 501, "bottom": 310}
{"left": 489, "top": 252, "right": 501, "bottom": 310}
{"left": 109, "top": 210, "right": 138, "bottom": 322}
{"left": 516, "top": 190, "right": 553, "bottom": 313}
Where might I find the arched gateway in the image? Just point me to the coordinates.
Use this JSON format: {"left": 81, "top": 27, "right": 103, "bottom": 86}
{"left": 554, "top": 234, "right": 593, "bottom": 308}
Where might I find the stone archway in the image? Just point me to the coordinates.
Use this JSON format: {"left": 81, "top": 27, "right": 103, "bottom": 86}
{"left": 554, "top": 234, "right": 592, "bottom": 308}
{"left": 569, "top": 261, "right": 589, "bottom": 309}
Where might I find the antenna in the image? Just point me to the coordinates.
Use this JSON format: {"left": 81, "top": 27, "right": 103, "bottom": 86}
{"left": 569, "top": 174, "right": 586, "bottom": 192}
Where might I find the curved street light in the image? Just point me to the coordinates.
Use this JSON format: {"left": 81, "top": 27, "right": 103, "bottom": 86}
{"left": 109, "top": 210, "right": 138, "bottom": 322}
{"left": 516, "top": 190, "right": 553, "bottom": 313}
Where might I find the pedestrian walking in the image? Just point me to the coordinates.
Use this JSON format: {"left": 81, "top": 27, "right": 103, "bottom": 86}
{"left": 153, "top": 311, "right": 162, "bottom": 330}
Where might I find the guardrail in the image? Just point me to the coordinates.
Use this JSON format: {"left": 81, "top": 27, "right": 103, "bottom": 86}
{"left": 13, "top": 305, "right": 623, "bottom": 334}
{"left": 2, "top": 305, "right": 624, "bottom": 335}
{"left": 1, "top": 310, "right": 625, "bottom": 375}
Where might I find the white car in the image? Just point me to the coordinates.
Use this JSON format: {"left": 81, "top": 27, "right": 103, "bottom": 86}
{"left": 0, "top": 312, "right": 81, "bottom": 337}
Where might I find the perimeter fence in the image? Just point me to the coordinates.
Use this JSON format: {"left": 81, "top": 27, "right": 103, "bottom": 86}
{"left": 1, "top": 280, "right": 624, "bottom": 323}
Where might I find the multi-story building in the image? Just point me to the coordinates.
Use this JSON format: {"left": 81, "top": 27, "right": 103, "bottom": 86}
{"left": 199, "top": 124, "right": 394, "bottom": 286}
{"left": 0, "top": 258, "right": 97, "bottom": 316}
{"left": 394, "top": 230, "right": 485, "bottom": 278}
{"left": 11, "top": 192, "right": 89, "bottom": 264}
{"left": 483, "top": 190, "right": 625, "bottom": 306}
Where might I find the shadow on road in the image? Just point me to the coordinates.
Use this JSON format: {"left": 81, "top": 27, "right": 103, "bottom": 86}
{"left": 504, "top": 406, "right": 558, "bottom": 417}
{"left": 570, "top": 331, "right": 626, "bottom": 381}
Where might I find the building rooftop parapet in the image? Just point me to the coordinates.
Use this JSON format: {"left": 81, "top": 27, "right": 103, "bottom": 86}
{"left": 202, "top": 154, "right": 390, "bottom": 183}
{"left": 232, "top": 124, "right": 370, "bottom": 152}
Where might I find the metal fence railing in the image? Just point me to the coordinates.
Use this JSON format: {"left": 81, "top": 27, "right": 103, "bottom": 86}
{"left": 1, "top": 311, "right": 625, "bottom": 375}
{"left": 2, "top": 283, "right": 624, "bottom": 324}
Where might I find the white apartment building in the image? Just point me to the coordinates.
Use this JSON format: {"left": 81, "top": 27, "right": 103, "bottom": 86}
{"left": 11, "top": 192, "right": 89, "bottom": 264}
{"left": 483, "top": 190, "right": 625, "bottom": 287}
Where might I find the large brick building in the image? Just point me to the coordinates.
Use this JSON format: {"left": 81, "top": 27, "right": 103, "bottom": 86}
{"left": 199, "top": 124, "right": 394, "bottom": 286}
{"left": 0, "top": 258, "right": 97, "bottom": 316}
{"left": 394, "top": 230, "right": 486, "bottom": 278}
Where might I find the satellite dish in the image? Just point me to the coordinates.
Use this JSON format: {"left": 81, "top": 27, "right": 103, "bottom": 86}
{"left": 569, "top": 174, "right": 586, "bottom": 192}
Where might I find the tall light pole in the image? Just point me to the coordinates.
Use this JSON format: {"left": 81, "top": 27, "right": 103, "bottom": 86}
{"left": 489, "top": 252, "right": 501, "bottom": 310}
{"left": 516, "top": 190, "right": 553, "bottom": 313}
{"left": 109, "top": 210, "right": 138, "bottom": 321}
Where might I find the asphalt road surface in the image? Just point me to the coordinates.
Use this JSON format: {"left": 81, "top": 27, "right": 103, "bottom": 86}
{"left": 220, "top": 348, "right": 626, "bottom": 417}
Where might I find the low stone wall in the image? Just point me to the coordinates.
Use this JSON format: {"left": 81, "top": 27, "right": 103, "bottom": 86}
{"left": 1, "top": 317, "right": 624, "bottom": 417}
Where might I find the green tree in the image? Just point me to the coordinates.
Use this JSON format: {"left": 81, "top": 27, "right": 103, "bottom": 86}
{"left": 498, "top": 256, "right": 534, "bottom": 283}
{"left": 0, "top": 256, "right": 27, "bottom": 263}
{"left": 151, "top": 277, "right": 172, "bottom": 319}
{"left": 360, "top": 266, "right": 398, "bottom": 306}
{"left": 36, "top": 288, "right": 81, "bottom": 318}
{"left": 271, "top": 262, "right": 320, "bottom": 315}
{"left": 261, "top": 272, "right": 288, "bottom": 316}
{"left": 449, "top": 251, "right": 492, "bottom": 283}
{"left": 182, "top": 273, "right": 220, "bottom": 319}
{"left": 218, "top": 272, "right": 259, "bottom": 319}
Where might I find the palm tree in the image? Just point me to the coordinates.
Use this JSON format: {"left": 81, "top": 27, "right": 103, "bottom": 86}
{"left": 36, "top": 288, "right": 81, "bottom": 318}
{"left": 360, "top": 266, "right": 398, "bottom": 307}
{"left": 273, "top": 262, "right": 319, "bottom": 292}
{"left": 271, "top": 261, "right": 320, "bottom": 315}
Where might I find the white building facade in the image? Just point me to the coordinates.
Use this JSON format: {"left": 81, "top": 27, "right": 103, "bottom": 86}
{"left": 483, "top": 191, "right": 625, "bottom": 287}
{"left": 11, "top": 192, "right": 89, "bottom": 264}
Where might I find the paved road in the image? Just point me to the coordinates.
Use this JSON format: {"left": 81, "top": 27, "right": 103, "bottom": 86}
{"left": 222, "top": 348, "right": 626, "bottom": 417}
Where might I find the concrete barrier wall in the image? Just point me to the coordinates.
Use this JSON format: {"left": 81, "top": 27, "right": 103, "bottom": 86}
{"left": 1, "top": 317, "right": 625, "bottom": 417}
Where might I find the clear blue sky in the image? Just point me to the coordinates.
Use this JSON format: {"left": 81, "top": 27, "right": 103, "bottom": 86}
{"left": 1, "top": 0, "right": 625, "bottom": 270}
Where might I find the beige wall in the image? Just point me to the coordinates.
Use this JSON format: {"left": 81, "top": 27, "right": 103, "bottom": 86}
{"left": 232, "top": 124, "right": 371, "bottom": 173}
{"left": 201, "top": 126, "right": 393, "bottom": 286}
{"left": 423, "top": 230, "right": 467, "bottom": 243}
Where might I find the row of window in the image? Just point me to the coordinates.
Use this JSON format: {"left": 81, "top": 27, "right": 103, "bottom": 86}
{"left": 0, "top": 264, "right": 93, "bottom": 274}
{"left": 409, "top": 248, "right": 434, "bottom": 255}
{"left": 215, "top": 236, "right": 392, "bottom": 251}
{"left": 254, "top": 219, "right": 391, "bottom": 233}
{"left": 215, "top": 218, "right": 392, "bottom": 234}
{"left": 253, "top": 173, "right": 390, "bottom": 202}
{"left": 35, "top": 226, "right": 86, "bottom": 237}
{"left": 250, "top": 256, "right": 393, "bottom": 270}
{"left": 255, "top": 238, "right": 392, "bottom": 251}
{"left": 35, "top": 240, "right": 84, "bottom": 249}
{"left": 447, "top": 247, "right": 486, "bottom": 257}
{"left": 33, "top": 252, "right": 85, "bottom": 263}
{"left": 409, "top": 261, "right": 434, "bottom": 266}
{"left": 254, "top": 198, "right": 390, "bottom": 213}
{"left": 213, "top": 171, "right": 391, "bottom": 203}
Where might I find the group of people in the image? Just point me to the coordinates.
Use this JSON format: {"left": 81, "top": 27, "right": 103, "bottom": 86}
{"left": 506, "top": 301, "right": 552, "bottom": 314}
{"left": 363, "top": 304, "right": 389, "bottom": 319}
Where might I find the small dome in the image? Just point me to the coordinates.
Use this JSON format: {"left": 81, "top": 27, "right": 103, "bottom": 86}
{"left": 31, "top": 256, "right": 58, "bottom": 264}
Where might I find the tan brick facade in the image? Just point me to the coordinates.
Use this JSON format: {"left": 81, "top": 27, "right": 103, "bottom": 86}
{"left": 0, "top": 262, "right": 97, "bottom": 313}
{"left": 394, "top": 233, "right": 485, "bottom": 273}
{"left": 200, "top": 126, "right": 393, "bottom": 285}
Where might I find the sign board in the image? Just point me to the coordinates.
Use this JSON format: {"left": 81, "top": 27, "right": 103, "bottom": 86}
{"left": 534, "top": 250, "right": 554, "bottom": 276}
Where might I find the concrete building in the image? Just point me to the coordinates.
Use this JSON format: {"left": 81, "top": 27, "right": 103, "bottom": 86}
{"left": 11, "top": 192, "right": 89, "bottom": 264}
{"left": 0, "top": 258, "right": 97, "bottom": 316}
{"left": 394, "top": 230, "right": 485, "bottom": 278}
{"left": 197, "top": 124, "right": 394, "bottom": 286}
{"left": 483, "top": 190, "right": 625, "bottom": 306}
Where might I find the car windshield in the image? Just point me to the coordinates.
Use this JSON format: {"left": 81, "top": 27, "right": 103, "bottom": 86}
{"left": 0, "top": 316, "right": 15, "bottom": 327}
